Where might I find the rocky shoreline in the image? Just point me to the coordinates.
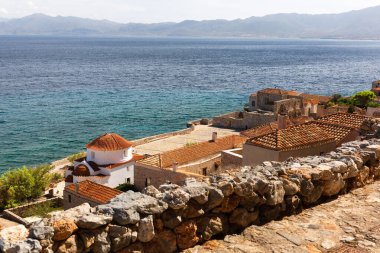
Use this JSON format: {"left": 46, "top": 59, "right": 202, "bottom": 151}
{"left": 1, "top": 138, "right": 380, "bottom": 252}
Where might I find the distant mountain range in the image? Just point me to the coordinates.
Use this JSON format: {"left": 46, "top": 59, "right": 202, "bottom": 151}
{"left": 1, "top": 6, "right": 380, "bottom": 39}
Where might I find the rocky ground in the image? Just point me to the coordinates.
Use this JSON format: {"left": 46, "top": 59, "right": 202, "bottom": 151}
{"left": 186, "top": 180, "right": 380, "bottom": 253}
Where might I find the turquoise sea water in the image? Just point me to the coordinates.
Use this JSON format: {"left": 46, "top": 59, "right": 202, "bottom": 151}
{"left": 1, "top": 36, "right": 380, "bottom": 172}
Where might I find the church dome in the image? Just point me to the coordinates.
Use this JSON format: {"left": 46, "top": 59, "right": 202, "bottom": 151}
{"left": 72, "top": 164, "right": 91, "bottom": 177}
{"left": 86, "top": 133, "right": 133, "bottom": 151}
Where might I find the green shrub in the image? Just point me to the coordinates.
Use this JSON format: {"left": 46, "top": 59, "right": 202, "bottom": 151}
{"left": 0, "top": 164, "right": 54, "bottom": 209}
{"left": 115, "top": 183, "right": 138, "bottom": 192}
{"left": 67, "top": 152, "right": 86, "bottom": 163}
{"left": 367, "top": 101, "right": 380, "bottom": 108}
{"left": 352, "top": 90, "right": 376, "bottom": 108}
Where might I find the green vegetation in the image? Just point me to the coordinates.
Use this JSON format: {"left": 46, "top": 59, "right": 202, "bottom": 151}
{"left": 20, "top": 201, "right": 63, "bottom": 218}
{"left": 327, "top": 90, "right": 378, "bottom": 109}
{"left": 185, "top": 141, "right": 198, "bottom": 147}
{"left": 116, "top": 183, "right": 138, "bottom": 192}
{"left": 0, "top": 165, "right": 56, "bottom": 209}
{"left": 67, "top": 151, "right": 86, "bottom": 163}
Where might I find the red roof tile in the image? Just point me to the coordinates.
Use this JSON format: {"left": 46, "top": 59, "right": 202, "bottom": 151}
{"left": 65, "top": 180, "right": 122, "bottom": 204}
{"left": 160, "top": 135, "right": 247, "bottom": 168}
{"left": 258, "top": 88, "right": 299, "bottom": 96}
{"left": 86, "top": 133, "right": 133, "bottom": 151}
{"left": 317, "top": 113, "right": 369, "bottom": 130}
{"left": 247, "top": 124, "right": 337, "bottom": 151}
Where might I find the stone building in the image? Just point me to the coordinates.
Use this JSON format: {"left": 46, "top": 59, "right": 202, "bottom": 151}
{"left": 65, "top": 133, "right": 144, "bottom": 188}
{"left": 214, "top": 88, "right": 331, "bottom": 130}
{"left": 371, "top": 80, "right": 380, "bottom": 96}
{"left": 242, "top": 113, "right": 369, "bottom": 166}
{"left": 135, "top": 134, "right": 247, "bottom": 190}
{"left": 63, "top": 180, "right": 122, "bottom": 210}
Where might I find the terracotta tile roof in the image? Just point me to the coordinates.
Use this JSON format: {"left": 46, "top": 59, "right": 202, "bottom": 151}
{"left": 65, "top": 175, "right": 73, "bottom": 183}
{"left": 258, "top": 88, "right": 299, "bottom": 96}
{"left": 72, "top": 164, "right": 91, "bottom": 176}
{"left": 104, "top": 154, "right": 145, "bottom": 170}
{"left": 65, "top": 180, "right": 122, "bottom": 204}
{"left": 241, "top": 117, "right": 313, "bottom": 138}
{"left": 305, "top": 121, "right": 355, "bottom": 146}
{"left": 86, "top": 133, "right": 133, "bottom": 151}
{"left": 138, "top": 135, "right": 247, "bottom": 168}
{"left": 372, "top": 87, "right": 380, "bottom": 91}
{"left": 317, "top": 113, "right": 369, "bottom": 130}
{"left": 300, "top": 93, "right": 331, "bottom": 103}
{"left": 247, "top": 124, "right": 336, "bottom": 151}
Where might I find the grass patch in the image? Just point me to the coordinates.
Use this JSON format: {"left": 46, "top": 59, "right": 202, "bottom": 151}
{"left": 19, "top": 201, "right": 63, "bottom": 218}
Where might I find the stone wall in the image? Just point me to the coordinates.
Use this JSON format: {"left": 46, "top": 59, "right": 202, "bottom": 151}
{"left": 212, "top": 111, "right": 276, "bottom": 130}
{"left": 134, "top": 164, "right": 191, "bottom": 191}
{"left": 3, "top": 139, "right": 380, "bottom": 253}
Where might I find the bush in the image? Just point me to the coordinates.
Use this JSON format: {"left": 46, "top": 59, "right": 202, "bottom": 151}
{"left": 67, "top": 151, "right": 86, "bottom": 163}
{"left": 115, "top": 183, "right": 138, "bottom": 192}
{"left": 367, "top": 101, "right": 380, "bottom": 108}
{"left": 20, "top": 201, "right": 63, "bottom": 218}
{"left": 352, "top": 90, "right": 376, "bottom": 108}
{"left": 0, "top": 165, "right": 54, "bottom": 209}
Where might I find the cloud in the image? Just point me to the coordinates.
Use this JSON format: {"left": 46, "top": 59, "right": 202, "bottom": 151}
{"left": 0, "top": 8, "right": 8, "bottom": 14}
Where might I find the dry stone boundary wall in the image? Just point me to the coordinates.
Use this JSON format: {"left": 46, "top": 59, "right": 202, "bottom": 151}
{"left": 2, "top": 139, "right": 380, "bottom": 253}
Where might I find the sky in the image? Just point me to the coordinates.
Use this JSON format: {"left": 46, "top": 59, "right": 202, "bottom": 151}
{"left": 1, "top": 0, "right": 380, "bottom": 23}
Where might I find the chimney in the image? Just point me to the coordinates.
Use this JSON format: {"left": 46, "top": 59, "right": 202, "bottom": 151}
{"left": 75, "top": 182, "right": 80, "bottom": 193}
{"left": 172, "top": 162, "right": 178, "bottom": 172}
{"left": 277, "top": 114, "right": 289, "bottom": 130}
{"left": 212, "top": 132, "right": 218, "bottom": 142}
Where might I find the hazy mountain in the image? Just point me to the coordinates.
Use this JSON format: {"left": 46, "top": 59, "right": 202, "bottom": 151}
{"left": 1, "top": 6, "right": 380, "bottom": 39}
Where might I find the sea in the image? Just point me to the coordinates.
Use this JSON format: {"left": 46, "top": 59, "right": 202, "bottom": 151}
{"left": 1, "top": 36, "right": 380, "bottom": 172}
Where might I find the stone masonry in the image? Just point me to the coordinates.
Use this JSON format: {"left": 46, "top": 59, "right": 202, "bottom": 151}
{"left": 2, "top": 139, "right": 380, "bottom": 253}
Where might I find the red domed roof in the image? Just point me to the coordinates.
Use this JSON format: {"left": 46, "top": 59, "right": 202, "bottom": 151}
{"left": 86, "top": 133, "right": 133, "bottom": 151}
{"left": 72, "top": 164, "right": 91, "bottom": 177}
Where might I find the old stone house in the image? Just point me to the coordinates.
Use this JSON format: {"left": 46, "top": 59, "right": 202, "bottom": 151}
{"left": 135, "top": 134, "right": 247, "bottom": 190}
{"left": 242, "top": 113, "right": 369, "bottom": 166}
{"left": 63, "top": 180, "right": 122, "bottom": 210}
{"left": 65, "top": 133, "right": 144, "bottom": 188}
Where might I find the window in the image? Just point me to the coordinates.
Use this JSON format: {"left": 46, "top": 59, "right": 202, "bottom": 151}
{"left": 145, "top": 177, "right": 151, "bottom": 187}
{"left": 202, "top": 168, "right": 207, "bottom": 176}
{"left": 126, "top": 178, "right": 131, "bottom": 184}
{"left": 252, "top": 101, "right": 255, "bottom": 106}
{"left": 124, "top": 150, "right": 128, "bottom": 157}
{"left": 91, "top": 151, "right": 95, "bottom": 159}
{"left": 68, "top": 195, "right": 72, "bottom": 203}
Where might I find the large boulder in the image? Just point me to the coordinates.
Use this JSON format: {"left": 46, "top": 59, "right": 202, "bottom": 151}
{"left": 0, "top": 225, "right": 33, "bottom": 253}
{"left": 110, "top": 191, "right": 168, "bottom": 215}
{"left": 29, "top": 220, "right": 55, "bottom": 240}
{"left": 108, "top": 225, "right": 132, "bottom": 251}
{"left": 54, "top": 234, "right": 84, "bottom": 253}
{"left": 229, "top": 208, "right": 259, "bottom": 227}
{"left": 183, "top": 178, "right": 209, "bottom": 204}
{"left": 281, "top": 178, "right": 300, "bottom": 195}
{"left": 76, "top": 213, "right": 112, "bottom": 230}
{"left": 162, "top": 209, "right": 182, "bottom": 229}
{"left": 143, "top": 230, "right": 177, "bottom": 253}
{"left": 174, "top": 220, "right": 199, "bottom": 250}
{"left": 160, "top": 185, "right": 191, "bottom": 210}
{"left": 203, "top": 187, "right": 224, "bottom": 211}
{"left": 196, "top": 215, "right": 226, "bottom": 241}
{"left": 138, "top": 215, "right": 155, "bottom": 243}
{"left": 265, "top": 180, "right": 285, "bottom": 206}
{"left": 52, "top": 219, "right": 78, "bottom": 241}
{"left": 322, "top": 174, "right": 345, "bottom": 196}
{"left": 48, "top": 203, "right": 91, "bottom": 223}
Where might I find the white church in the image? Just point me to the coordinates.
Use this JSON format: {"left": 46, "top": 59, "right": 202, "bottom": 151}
{"left": 65, "top": 133, "right": 144, "bottom": 188}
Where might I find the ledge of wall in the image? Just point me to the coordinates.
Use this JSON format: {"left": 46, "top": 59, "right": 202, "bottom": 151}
{"left": 3, "top": 139, "right": 380, "bottom": 253}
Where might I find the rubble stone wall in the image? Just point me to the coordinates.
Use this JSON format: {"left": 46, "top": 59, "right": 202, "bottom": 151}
{"left": 3, "top": 139, "right": 380, "bottom": 253}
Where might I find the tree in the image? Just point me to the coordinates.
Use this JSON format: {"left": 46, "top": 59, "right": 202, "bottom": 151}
{"left": 352, "top": 90, "right": 376, "bottom": 108}
{"left": 0, "top": 164, "right": 54, "bottom": 209}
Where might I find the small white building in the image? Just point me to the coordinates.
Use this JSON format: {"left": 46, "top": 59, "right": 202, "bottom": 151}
{"left": 65, "top": 133, "right": 144, "bottom": 188}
